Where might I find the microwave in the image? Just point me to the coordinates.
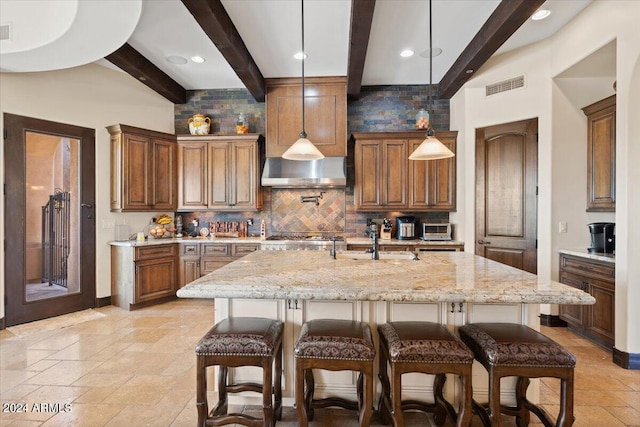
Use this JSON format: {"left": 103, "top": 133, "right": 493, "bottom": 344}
{"left": 421, "top": 223, "right": 452, "bottom": 241}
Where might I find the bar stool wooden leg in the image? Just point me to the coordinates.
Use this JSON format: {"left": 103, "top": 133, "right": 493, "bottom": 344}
{"left": 488, "top": 367, "right": 503, "bottom": 427}
{"left": 558, "top": 371, "right": 575, "bottom": 427}
{"left": 458, "top": 370, "right": 473, "bottom": 427}
{"left": 514, "top": 377, "right": 531, "bottom": 427}
{"left": 377, "top": 339, "right": 393, "bottom": 425}
{"left": 359, "top": 364, "right": 374, "bottom": 427}
{"left": 196, "top": 356, "right": 208, "bottom": 427}
{"left": 391, "top": 362, "right": 405, "bottom": 427}
{"left": 295, "top": 363, "right": 309, "bottom": 427}
{"left": 274, "top": 340, "right": 283, "bottom": 422}
{"left": 261, "top": 355, "right": 274, "bottom": 427}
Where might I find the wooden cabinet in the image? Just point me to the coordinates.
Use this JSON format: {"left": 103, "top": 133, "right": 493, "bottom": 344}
{"left": 353, "top": 131, "right": 457, "bottom": 212}
{"left": 583, "top": 95, "right": 616, "bottom": 211}
{"left": 265, "top": 77, "right": 347, "bottom": 157}
{"left": 111, "top": 244, "right": 178, "bottom": 310}
{"left": 179, "top": 242, "right": 260, "bottom": 286}
{"left": 559, "top": 253, "right": 615, "bottom": 348}
{"left": 177, "top": 134, "right": 264, "bottom": 211}
{"left": 108, "top": 124, "right": 177, "bottom": 212}
{"left": 179, "top": 243, "right": 200, "bottom": 287}
{"left": 347, "top": 242, "right": 464, "bottom": 252}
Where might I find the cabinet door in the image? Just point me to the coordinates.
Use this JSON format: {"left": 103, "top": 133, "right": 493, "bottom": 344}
{"left": 151, "top": 138, "right": 177, "bottom": 210}
{"left": 123, "top": 134, "right": 151, "bottom": 210}
{"left": 586, "top": 279, "right": 615, "bottom": 346}
{"left": 134, "top": 257, "right": 176, "bottom": 303}
{"left": 355, "top": 141, "right": 382, "bottom": 210}
{"left": 558, "top": 272, "right": 586, "bottom": 328}
{"left": 230, "top": 141, "right": 258, "bottom": 210}
{"left": 408, "top": 136, "right": 456, "bottom": 210}
{"left": 383, "top": 140, "right": 408, "bottom": 208}
{"left": 584, "top": 96, "right": 616, "bottom": 211}
{"left": 179, "top": 257, "right": 200, "bottom": 287}
{"left": 209, "top": 143, "right": 231, "bottom": 209}
{"left": 178, "top": 142, "right": 208, "bottom": 210}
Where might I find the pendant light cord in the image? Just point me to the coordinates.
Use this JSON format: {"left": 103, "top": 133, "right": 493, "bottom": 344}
{"left": 300, "top": 0, "right": 307, "bottom": 138}
{"left": 427, "top": 0, "right": 434, "bottom": 137}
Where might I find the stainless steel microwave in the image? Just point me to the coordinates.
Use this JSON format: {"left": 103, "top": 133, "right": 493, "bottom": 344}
{"left": 421, "top": 223, "right": 452, "bottom": 241}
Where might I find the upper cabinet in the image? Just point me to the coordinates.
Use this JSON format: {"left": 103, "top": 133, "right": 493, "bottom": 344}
{"left": 352, "top": 131, "right": 457, "bottom": 212}
{"left": 177, "top": 134, "right": 264, "bottom": 212}
{"left": 583, "top": 95, "right": 616, "bottom": 212}
{"left": 265, "top": 77, "right": 347, "bottom": 157}
{"left": 108, "top": 124, "right": 177, "bottom": 212}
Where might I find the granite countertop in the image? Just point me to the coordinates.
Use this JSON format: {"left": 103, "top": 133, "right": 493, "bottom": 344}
{"left": 346, "top": 238, "right": 464, "bottom": 246}
{"left": 559, "top": 248, "right": 615, "bottom": 264}
{"left": 177, "top": 250, "right": 595, "bottom": 305}
{"left": 109, "top": 236, "right": 262, "bottom": 247}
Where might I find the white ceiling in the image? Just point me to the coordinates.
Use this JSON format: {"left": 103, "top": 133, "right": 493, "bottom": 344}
{"left": 1, "top": 0, "right": 593, "bottom": 93}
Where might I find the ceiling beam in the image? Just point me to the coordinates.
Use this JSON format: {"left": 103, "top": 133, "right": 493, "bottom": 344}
{"left": 181, "top": 0, "right": 266, "bottom": 102}
{"left": 346, "top": 0, "right": 376, "bottom": 100}
{"left": 105, "top": 43, "right": 187, "bottom": 104}
{"left": 438, "top": 0, "right": 546, "bottom": 99}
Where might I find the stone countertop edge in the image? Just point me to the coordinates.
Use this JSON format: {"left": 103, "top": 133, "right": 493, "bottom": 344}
{"left": 177, "top": 250, "right": 596, "bottom": 305}
{"left": 346, "top": 238, "right": 464, "bottom": 246}
{"left": 559, "top": 248, "right": 615, "bottom": 264}
{"left": 109, "top": 237, "right": 465, "bottom": 247}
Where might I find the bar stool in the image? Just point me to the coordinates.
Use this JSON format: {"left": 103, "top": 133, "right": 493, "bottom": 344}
{"left": 459, "top": 323, "right": 576, "bottom": 427}
{"left": 378, "top": 321, "right": 474, "bottom": 427}
{"left": 195, "top": 317, "right": 283, "bottom": 427}
{"left": 294, "top": 319, "right": 376, "bottom": 427}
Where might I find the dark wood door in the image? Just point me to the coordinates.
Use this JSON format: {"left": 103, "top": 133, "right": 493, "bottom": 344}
{"left": 4, "top": 113, "right": 96, "bottom": 326}
{"left": 355, "top": 140, "right": 382, "bottom": 209}
{"left": 209, "top": 143, "right": 231, "bottom": 209}
{"left": 383, "top": 140, "right": 408, "bottom": 208}
{"left": 151, "top": 138, "right": 177, "bottom": 210}
{"left": 177, "top": 142, "right": 208, "bottom": 210}
{"left": 231, "top": 141, "right": 257, "bottom": 210}
{"left": 475, "top": 118, "right": 538, "bottom": 273}
{"left": 123, "top": 133, "right": 151, "bottom": 210}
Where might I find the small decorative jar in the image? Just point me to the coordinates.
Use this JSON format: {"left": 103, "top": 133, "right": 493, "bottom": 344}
{"left": 236, "top": 113, "right": 248, "bottom": 134}
{"left": 188, "top": 114, "right": 211, "bottom": 135}
{"left": 415, "top": 109, "right": 430, "bottom": 129}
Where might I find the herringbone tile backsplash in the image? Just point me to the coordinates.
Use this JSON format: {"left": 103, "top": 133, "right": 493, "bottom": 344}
{"left": 271, "top": 189, "right": 345, "bottom": 233}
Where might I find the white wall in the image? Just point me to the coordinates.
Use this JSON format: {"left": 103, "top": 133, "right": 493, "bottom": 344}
{"left": 451, "top": 0, "right": 640, "bottom": 354}
{"left": 0, "top": 63, "right": 175, "bottom": 319}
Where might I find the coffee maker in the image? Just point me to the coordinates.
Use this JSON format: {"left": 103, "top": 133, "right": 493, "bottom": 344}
{"left": 396, "top": 216, "right": 416, "bottom": 240}
{"left": 587, "top": 222, "right": 615, "bottom": 254}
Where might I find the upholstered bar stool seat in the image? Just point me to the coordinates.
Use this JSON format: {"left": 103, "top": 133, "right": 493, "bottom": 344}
{"left": 459, "top": 323, "right": 576, "bottom": 427}
{"left": 294, "top": 319, "right": 376, "bottom": 427}
{"left": 378, "top": 321, "right": 474, "bottom": 427}
{"left": 195, "top": 317, "right": 283, "bottom": 427}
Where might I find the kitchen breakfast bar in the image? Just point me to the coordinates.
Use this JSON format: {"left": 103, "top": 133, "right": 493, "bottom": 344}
{"left": 177, "top": 250, "right": 595, "bottom": 409}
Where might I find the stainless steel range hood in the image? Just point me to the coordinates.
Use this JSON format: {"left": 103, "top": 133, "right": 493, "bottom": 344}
{"left": 261, "top": 157, "right": 347, "bottom": 188}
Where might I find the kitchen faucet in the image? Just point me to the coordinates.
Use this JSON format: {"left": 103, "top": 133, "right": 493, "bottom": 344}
{"left": 364, "top": 222, "right": 379, "bottom": 260}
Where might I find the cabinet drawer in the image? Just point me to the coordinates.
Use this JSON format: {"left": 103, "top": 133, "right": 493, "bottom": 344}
{"left": 181, "top": 243, "right": 200, "bottom": 256}
{"left": 202, "top": 244, "right": 230, "bottom": 257}
{"left": 232, "top": 244, "right": 260, "bottom": 256}
{"left": 200, "top": 259, "right": 230, "bottom": 275}
{"left": 135, "top": 244, "right": 177, "bottom": 260}
{"left": 560, "top": 254, "right": 614, "bottom": 282}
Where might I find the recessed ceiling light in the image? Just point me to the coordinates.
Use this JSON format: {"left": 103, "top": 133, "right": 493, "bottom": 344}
{"left": 166, "top": 55, "right": 188, "bottom": 65}
{"left": 400, "top": 49, "right": 415, "bottom": 58}
{"left": 465, "top": 69, "right": 474, "bottom": 74}
{"left": 294, "top": 51, "right": 308, "bottom": 60}
{"left": 419, "top": 48, "right": 442, "bottom": 58}
{"left": 531, "top": 9, "right": 551, "bottom": 20}
{"left": 191, "top": 56, "right": 206, "bottom": 63}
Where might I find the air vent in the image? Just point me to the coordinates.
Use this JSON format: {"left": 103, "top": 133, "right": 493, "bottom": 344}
{"left": 486, "top": 76, "right": 525, "bottom": 96}
{"left": 0, "top": 24, "right": 11, "bottom": 41}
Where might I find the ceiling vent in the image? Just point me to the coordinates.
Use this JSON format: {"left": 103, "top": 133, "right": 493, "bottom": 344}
{"left": 486, "top": 76, "right": 525, "bottom": 96}
{"left": 0, "top": 24, "right": 11, "bottom": 41}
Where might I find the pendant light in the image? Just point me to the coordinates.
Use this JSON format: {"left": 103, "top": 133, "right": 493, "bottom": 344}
{"left": 282, "top": 0, "right": 324, "bottom": 161}
{"left": 409, "top": 0, "right": 455, "bottom": 161}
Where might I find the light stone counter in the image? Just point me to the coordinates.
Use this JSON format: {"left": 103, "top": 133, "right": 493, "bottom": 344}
{"left": 559, "top": 248, "right": 615, "bottom": 264}
{"left": 177, "top": 250, "right": 595, "bottom": 305}
{"left": 108, "top": 236, "right": 263, "bottom": 247}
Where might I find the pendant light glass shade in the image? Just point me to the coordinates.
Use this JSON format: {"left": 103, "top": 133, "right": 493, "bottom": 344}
{"left": 282, "top": 133, "right": 324, "bottom": 160}
{"left": 408, "top": 135, "right": 454, "bottom": 160}
{"left": 282, "top": 0, "right": 324, "bottom": 161}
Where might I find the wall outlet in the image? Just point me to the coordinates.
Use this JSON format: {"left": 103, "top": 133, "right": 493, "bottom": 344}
{"left": 559, "top": 221, "right": 568, "bottom": 233}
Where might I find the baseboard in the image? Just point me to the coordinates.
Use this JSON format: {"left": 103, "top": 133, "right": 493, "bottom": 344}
{"left": 539, "top": 314, "right": 567, "bottom": 327}
{"left": 95, "top": 296, "right": 112, "bottom": 308}
{"left": 0, "top": 316, "right": 5, "bottom": 330}
{"left": 613, "top": 347, "right": 640, "bottom": 370}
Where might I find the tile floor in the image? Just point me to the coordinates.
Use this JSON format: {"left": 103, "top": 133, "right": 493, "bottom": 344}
{"left": 1, "top": 298, "right": 639, "bottom": 426}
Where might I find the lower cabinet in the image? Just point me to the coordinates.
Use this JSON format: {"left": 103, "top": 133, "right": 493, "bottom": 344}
{"left": 346, "top": 243, "right": 464, "bottom": 252}
{"left": 111, "top": 244, "right": 178, "bottom": 310}
{"left": 214, "top": 298, "right": 528, "bottom": 407}
{"left": 559, "top": 253, "right": 615, "bottom": 348}
{"left": 179, "top": 242, "right": 260, "bottom": 287}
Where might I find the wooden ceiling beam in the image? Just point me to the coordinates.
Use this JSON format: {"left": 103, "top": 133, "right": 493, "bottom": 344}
{"left": 105, "top": 43, "right": 187, "bottom": 104}
{"left": 438, "top": 0, "right": 546, "bottom": 99}
{"left": 346, "top": 0, "right": 376, "bottom": 100}
{"left": 181, "top": 0, "right": 266, "bottom": 102}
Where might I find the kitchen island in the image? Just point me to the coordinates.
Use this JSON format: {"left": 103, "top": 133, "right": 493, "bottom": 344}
{"left": 178, "top": 250, "right": 595, "bottom": 407}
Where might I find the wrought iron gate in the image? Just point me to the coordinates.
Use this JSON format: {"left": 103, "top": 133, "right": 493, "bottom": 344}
{"left": 42, "top": 190, "right": 70, "bottom": 287}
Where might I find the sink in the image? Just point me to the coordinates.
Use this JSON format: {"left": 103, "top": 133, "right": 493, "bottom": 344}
{"left": 335, "top": 252, "right": 418, "bottom": 261}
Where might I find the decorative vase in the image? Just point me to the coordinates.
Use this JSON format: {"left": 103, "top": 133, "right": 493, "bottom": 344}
{"left": 236, "top": 113, "right": 248, "bottom": 134}
{"left": 415, "top": 109, "right": 430, "bottom": 129}
{"left": 188, "top": 114, "right": 211, "bottom": 135}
